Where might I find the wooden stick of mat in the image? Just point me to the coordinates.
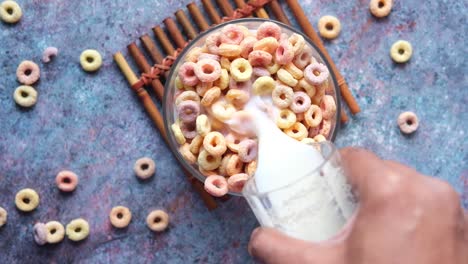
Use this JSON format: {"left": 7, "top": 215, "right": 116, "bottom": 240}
{"left": 216, "top": 0, "right": 234, "bottom": 17}
{"left": 114, "top": 52, "right": 218, "bottom": 210}
{"left": 127, "top": 43, "right": 165, "bottom": 100}
{"left": 140, "top": 34, "right": 164, "bottom": 64}
{"left": 234, "top": 0, "right": 269, "bottom": 18}
{"left": 187, "top": 3, "right": 210, "bottom": 32}
{"left": 153, "top": 26, "right": 176, "bottom": 55}
{"left": 268, "top": 0, "right": 290, "bottom": 24}
{"left": 175, "top": 9, "right": 198, "bottom": 40}
{"left": 202, "top": 0, "right": 221, "bottom": 24}
{"left": 163, "top": 17, "right": 187, "bottom": 49}
{"left": 285, "top": 0, "right": 360, "bottom": 115}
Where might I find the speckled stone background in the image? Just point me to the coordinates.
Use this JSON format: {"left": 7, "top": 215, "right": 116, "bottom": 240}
{"left": 0, "top": 0, "right": 466, "bottom": 263}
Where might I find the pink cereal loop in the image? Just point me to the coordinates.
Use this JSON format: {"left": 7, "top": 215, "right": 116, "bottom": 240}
{"left": 294, "top": 45, "right": 312, "bottom": 69}
{"left": 177, "top": 100, "right": 200, "bottom": 124}
{"left": 206, "top": 32, "right": 222, "bottom": 55}
{"left": 320, "top": 95, "right": 337, "bottom": 120}
{"left": 220, "top": 24, "right": 245, "bottom": 45}
{"left": 309, "top": 126, "right": 320, "bottom": 138}
{"left": 195, "top": 59, "right": 222, "bottom": 83}
{"left": 252, "top": 67, "right": 270, "bottom": 77}
{"left": 227, "top": 173, "right": 249, "bottom": 193}
{"left": 42, "top": 47, "right": 58, "bottom": 63}
{"left": 275, "top": 40, "right": 294, "bottom": 65}
{"left": 319, "top": 119, "right": 332, "bottom": 138}
{"left": 204, "top": 175, "right": 229, "bottom": 197}
{"left": 238, "top": 139, "right": 258, "bottom": 163}
{"left": 198, "top": 53, "right": 220, "bottom": 62}
{"left": 16, "top": 61, "right": 40, "bottom": 85}
{"left": 240, "top": 36, "right": 258, "bottom": 58}
{"left": 398, "top": 111, "right": 419, "bottom": 134}
{"left": 290, "top": 91, "right": 312, "bottom": 113}
{"left": 229, "top": 78, "right": 251, "bottom": 91}
{"left": 257, "top": 21, "right": 281, "bottom": 40}
{"left": 304, "top": 62, "right": 329, "bottom": 86}
{"left": 56, "top": 170, "right": 79, "bottom": 192}
{"left": 248, "top": 50, "right": 272, "bottom": 67}
{"left": 180, "top": 122, "right": 197, "bottom": 139}
{"left": 178, "top": 62, "right": 199, "bottom": 86}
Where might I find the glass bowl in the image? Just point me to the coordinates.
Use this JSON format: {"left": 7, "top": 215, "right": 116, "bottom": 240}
{"left": 163, "top": 18, "right": 341, "bottom": 196}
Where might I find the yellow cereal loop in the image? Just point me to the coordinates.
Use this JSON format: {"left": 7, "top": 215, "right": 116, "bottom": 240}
{"left": 276, "top": 109, "right": 296, "bottom": 129}
{"left": 45, "top": 221, "right": 65, "bottom": 244}
{"left": 266, "top": 63, "right": 280, "bottom": 74}
{"left": 0, "top": 207, "right": 7, "bottom": 228}
{"left": 80, "top": 49, "right": 102, "bottom": 72}
{"left": 175, "top": 90, "right": 200, "bottom": 105}
{"left": 214, "top": 69, "right": 229, "bottom": 90}
{"left": 15, "top": 188, "right": 39, "bottom": 212}
{"left": 198, "top": 149, "right": 222, "bottom": 171}
{"left": 196, "top": 114, "right": 211, "bottom": 136}
{"left": 288, "top": 33, "right": 306, "bottom": 55}
{"left": 283, "top": 62, "right": 304, "bottom": 80}
{"left": 0, "top": 1, "right": 22, "bottom": 24}
{"left": 171, "top": 123, "right": 186, "bottom": 145}
{"left": 66, "top": 218, "right": 90, "bottom": 242}
{"left": 211, "top": 100, "right": 236, "bottom": 121}
{"left": 252, "top": 76, "right": 275, "bottom": 95}
{"left": 220, "top": 57, "right": 231, "bottom": 70}
{"left": 226, "top": 89, "right": 249, "bottom": 107}
{"left": 390, "top": 40, "right": 413, "bottom": 63}
{"left": 301, "top": 138, "right": 316, "bottom": 145}
{"left": 13, "top": 85, "right": 38, "bottom": 108}
{"left": 201, "top": 87, "right": 221, "bottom": 107}
{"left": 218, "top": 43, "right": 242, "bottom": 58}
{"left": 179, "top": 143, "right": 197, "bottom": 164}
{"left": 318, "top": 16, "right": 342, "bottom": 40}
{"left": 245, "top": 160, "right": 257, "bottom": 177}
{"left": 253, "top": 37, "right": 279, "bottom": 54}
{"left": 175, "top": 76, "right": 184, "bottom": 90}
{"left": 277, "top": 68, "right": 298, "bottom": 87}
{"left": 189, "top": 135, "right": 204, "bottom": 155}
{"left": 284, "top": 122, "right": 308, "bottom": 141}
{"left": 314, "top": 134, "right": 327, "bottom": 142}
{"left": 230, "top": 58, "right": 252, "bottom": 82}
{"left": 305, "top": 105, "right": 323, "bottom": 127}
{"left": 296, "top": 78, "right": 316, "bottom": 97}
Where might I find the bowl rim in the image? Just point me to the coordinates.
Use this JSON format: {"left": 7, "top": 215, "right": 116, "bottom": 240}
{"left": 163, "top": 18, "right": 341, "bottom": 196}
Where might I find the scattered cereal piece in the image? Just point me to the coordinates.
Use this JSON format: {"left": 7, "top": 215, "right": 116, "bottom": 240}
{"left": 45, "top": 221, "right": 65, "bottom": 244}
{"left": 42, "top": 47, "right": 58, "bottom": 63}
{"left": 204, "top": 175, "right": 229, "bottom": 197}
{"left": 66, "top": 218, "right": 90, "bottom": 241}
{"left": 16, "top": 60, "right": 40, "bottom": 85}
{"left": 15, "top": 188, "right": 39, "bottom": 212}
{"left": 318, "top": 16, "right": 341, "bottom": 40}
{"left": 0, "top": 0, "right": 22, "bottom": 24}
{"left": 80, "top": 49, "right": 102, "bottom": 72}
{"left": 227, "top": 173, "right": 249, "bottom": 193}
{"left": 33, "top": 223, "right": 48, "bottom": 246}
{"left": 134, "top": 157, "right": 156, "bottom": 180}
{"left": 0, "top": 207, "right": 7, "bottom": 227}
{"left": 146, "top": 210, "right": 169, "bottom": 232}
{"left": 390, "top": 40, "right": 413, "bottom": 63}
{"left": 398, "top": 111, "right": 419, "bottom": 134}
{"left": 109, "top": 206, "right": 132, "bottom": 228}
{"left": 226, "top": 154, "right": 243, "bottom": 176}
{"left": 13, "top": 85, "right": 37, "bottom": 108}
{"left": 369, "top": 0, "right": 393, "bottom": 18}
{"left": 55, "top": 170, "right": 79, "bottom": 192}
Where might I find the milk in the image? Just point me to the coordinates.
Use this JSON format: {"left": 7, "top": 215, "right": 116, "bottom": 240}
{"left": 239, "top": 96, "right": 357, "bottom": 241}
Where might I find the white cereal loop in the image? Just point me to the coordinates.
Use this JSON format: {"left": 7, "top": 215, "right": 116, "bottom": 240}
{"left": 133, "top": 157, "right": 156, "bottom": 180}
{"left": 272, "top": 85, "right": 294, "bottom": 109}
{"left": 45, "top": 221, "right": 65, "bottom": 244}
{"left": 196, "top": 114, "right": 211, "bottom": 136}
{"left": 14, "top": 85, "right": 38, "bottom": 108}
{"left": 369, "top": 0, "right": 393, "bottom": 18}
{"left": 146, "top": 210, "right": 169, "bottom": 232}
{"left": 390, "top": 40, "right": 413, "bottom": 63}
{"left": 397, "top": 111, "right": 419, "bottom": 134}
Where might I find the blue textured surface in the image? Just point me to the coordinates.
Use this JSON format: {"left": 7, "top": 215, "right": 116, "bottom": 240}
{"left": 0, "top": 0, "right": 466, "bottom": 263}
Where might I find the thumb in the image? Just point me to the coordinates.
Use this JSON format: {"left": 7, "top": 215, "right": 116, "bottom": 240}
{"left": 248, "top": 227, "right": 344, "bottom": 264}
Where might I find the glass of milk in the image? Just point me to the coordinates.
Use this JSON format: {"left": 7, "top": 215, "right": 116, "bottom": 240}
{"left": 242, "top": 141, "right": 357, "bottom": 242}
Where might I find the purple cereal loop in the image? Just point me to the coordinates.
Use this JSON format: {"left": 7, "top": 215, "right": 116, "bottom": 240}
{"left": 42, "top": 47, "right": 58, "bottom": 63}
{"left": 257, "top": 21, "right": 281, "bottom": 40}
{"left": 198, "top": 53, "right": 220, "bottom": 61}
{"left": 195, "top": 59, "right": 222, "bottom": 83}
{"left": 177, "top": 100, "right": 200, "bottom": 124}
{"left": 275, "top": 40, "right": 294, "bottom": 65}
{"left": 253, "top": 67, "right": 270, "bottom": 77}
{"left": 180, "top": 122, "right": 197, "bottom": 139}
{"left": 220, "top": 24, "right": 245, "bottom": 45}
{"left": 290, "top": 91, "right": 312, "bottom": 113}
{"left": 178, "top": 62, "right": 199, "bottom": 86}
{"left": 238, "top": 139, "right": 258, "bottom": 163}
{"left": 33, "top": 223, "right": 48, "bottom": 246}
{"left": 248, "top": 50, "right": 272, "bottom": 67}
{"left": 304, "top": 63, "right": 329, "bottom": 85}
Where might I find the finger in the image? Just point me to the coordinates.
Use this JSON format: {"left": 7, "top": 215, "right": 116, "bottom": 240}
{"left": 248, "top": 227, "right": 344, "bottom": 264}
{"left": 384, "top": 160, "right": 419, "bottom": 177}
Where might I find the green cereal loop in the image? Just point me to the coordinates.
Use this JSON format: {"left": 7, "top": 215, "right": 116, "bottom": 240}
{"left": 80, "top": 49, "right": 102, "bottom": 72}
{"left": 390, "top": 40, "right": 413, "bottom": 63}
{"left": 15, "top": 188, "right": 40, "bottom": 212}
{"left": 13, "top": 85, "right": 38, "bottom": 108}
{"left": 66, "top": 218, "right": 90, "bottom": 241}
{"left": 0, "top": 1, "right": 22, "bottom": 24}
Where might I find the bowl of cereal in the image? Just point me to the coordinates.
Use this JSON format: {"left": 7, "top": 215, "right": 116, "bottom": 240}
{"left": 163, "top": 18, "right": 340, "bottom": 196}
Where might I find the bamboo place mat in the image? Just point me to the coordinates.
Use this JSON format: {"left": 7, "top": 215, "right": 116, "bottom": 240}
{"left": 113, "top": 0, "right": 361, "bottom": 210}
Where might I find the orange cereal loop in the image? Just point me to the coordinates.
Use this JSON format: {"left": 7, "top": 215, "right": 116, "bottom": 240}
{"left": 226, "top": 154, "right": 244, "bottom": 176}
{"left": 210, "top": 116, "right": 225, "bottom": 131}
{"left": 146, "top": 210, "right": 169, "bottom": 232}
{"left": 318, "top": 16, "right": 341, "bottom": 40}
{"left": 206, "top": 32, "right": 222, "bottom": 55}
{"left": 175, "top": 91, "right": 200, "bottom": 106}
{"left": 203, "top": 132, "right": 227, "bottom": 156}
{"left": 214, "top": 69, "right": 229, "bottom": 90}
{"left": 276, "top": 109, "right": 297, "bottom": 129}
{"left": 198, "top": 149, "right": 222, "bottom": 171}
{"left": 397, "top": 111, "right": 419, "bottom": 134}
{"left": 312, "top": 87, "right": 325, "bottom": 105}
{"left": 305, "top": 105, "right": 323, "bottom": 128}
{"left": 227, "top": 173, "right": 249, "bottom": 193}
{"left": 369, "top": 0, "right": 393, "bottom": 18}
{"left": 55, "top": 170, "right": 79, "bottom": 192}
{"left": 220, "top": 24, "right": 245, "bottom": 44}
{"left": 196, "top": 114, "right": 211, "bottom": 136}
{"left": 218, "top": 153, "right": 233, "bottom": 176}
{"left": 245, "top": 160, "right": 257, "bottom": 177}
{"left": 253, "top": 37, "right": 279, "bottom": 55}
{"left": 284, "top": 122, "right": 308, "bottom": 141}
{"left": 201, "top": 87, "right": 221, "bottom": 107}
{"left": 109, "top": 206, "right": 132, "bottom": 228}
{"left": 226, "top": 89, "right": 250, "bottom": 107}
{"left": 189, "top": 135, "right": 204, "bottom": 154}
{"left": 204, "top": 175, "right": 229, "bottom": 197}
{"left": 266, "top": 63, "right": 280, "bottom": 75}
{"left": 288, "top": 33, "right": 306, "bottom": 55}
{"left": 179, "top": 143, "right": 197, "bottom": 164}
{"left": 196, "top": 81, "right": 213, "bottom": 97}
{"left": 248, "top": 50, "right": 273, "bottom": 67}
{"left": 272, "top": 85, "right": 294, "bottom": 108}
{"left": 171, "top": 123, "right": 186, "bottom": 145}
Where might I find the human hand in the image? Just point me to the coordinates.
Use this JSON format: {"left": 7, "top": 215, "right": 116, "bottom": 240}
{"left": 248, "top": 147, "right": 468, "bottom": 264}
